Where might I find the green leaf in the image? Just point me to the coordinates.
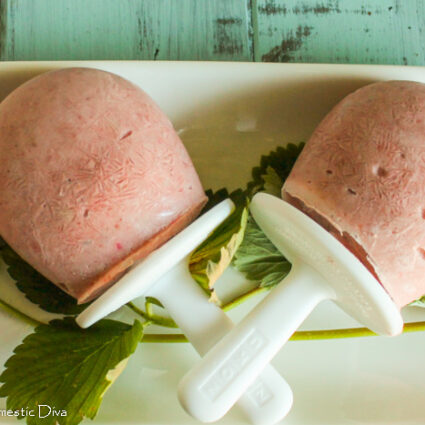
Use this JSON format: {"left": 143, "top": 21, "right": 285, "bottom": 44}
{"left": 233, "top": 216, "right": 291, "bottom": 288}
{"left": 189, "top": 191, "right": 248, "bottom": 302}
{"left": 0, "top": 244, "right": 85, "bottom": 315}
{"left": 232, "top": 144, "right": 302, "bottom": 288}
{"left": 202, "top": 188, "right": 232, "bottom": 213}
{"left": 0, "top": 318, "right": 144, "bottom": 425}
{"left": 188, "top": 144, "right": 303, "bottom": 300}
{"left": 262, "top": 166, "right": 285, "bottom": 197}
{"left": 232, "top": 143, "right": 303, "bottom": 288}
{"left": 410, "top": 296, "right": 425, "bottom": 308}
{"left": 145, "top": 296, "right": 164, "bottom": 309}
{"left": 246, "top": 143, "right": 304, "bottom": 196}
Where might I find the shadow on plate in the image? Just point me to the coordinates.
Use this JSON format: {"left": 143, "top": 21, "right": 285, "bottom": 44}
{"left": 175, "top": 75, "right": 376, "bottom": 191}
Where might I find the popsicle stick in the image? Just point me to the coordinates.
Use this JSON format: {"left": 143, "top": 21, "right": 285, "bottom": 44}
{"left": 151, "top": 260, "right": 293, "bottom": 425}
{"left": 77, "top": 199, "right": 293, "bottom": 424}
{"left": 76, "top": 200, "right": 234, "bottom": 329}
{"left": 178, "top": 262, "right": 332, "bottom": 420}
{"left": 178, "top": 192, "right": 404, "bottom": 420}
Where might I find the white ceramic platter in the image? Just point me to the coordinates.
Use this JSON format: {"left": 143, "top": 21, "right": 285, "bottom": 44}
{"left": 0, "top": 61, "right": 425, "bottom": 425}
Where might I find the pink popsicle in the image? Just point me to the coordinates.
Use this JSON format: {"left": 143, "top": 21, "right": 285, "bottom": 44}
{"left": 0, "top": 68, "right": 207, "bottom": 303}
{"left": 283, "top": 80, "right": 425, "bottom": 307}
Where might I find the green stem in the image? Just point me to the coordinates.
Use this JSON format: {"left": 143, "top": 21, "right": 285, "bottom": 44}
{"left": 145, "top": 299, "right": 154, "bottom": 317}
{"left": 401, "top": 320, "right": 425, "bottom": 333}
{"left": 141, "top": 321, "right": 425, "bottom": 343}
{"left": 126, "top": 301, "right": 149, "bottom": 320}
{"left": 137, "top": 284, "right": 425, "bottom": 342}
{"left": 222, "top": 286, "right": 269, "bottom": 311}
{"left": 126, "top": 302, "right": 177, "bottom": 328}
{"left": 0, "top": 298, "right": 41, "bottom": 327}
{"left": 142, "top": 333, "right": 188, "bottom": 343}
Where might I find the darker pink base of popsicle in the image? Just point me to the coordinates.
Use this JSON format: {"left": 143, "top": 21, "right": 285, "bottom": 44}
{"left": 75, "top": 200, "right": 206, "bottom": 304}
{"left": 283, "top": 191, "right": 382, "bottom": 287}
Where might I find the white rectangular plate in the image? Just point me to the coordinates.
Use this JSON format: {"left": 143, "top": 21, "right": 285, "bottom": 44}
{"left": 0, "top": 61, "right": 425, "bottom": 425}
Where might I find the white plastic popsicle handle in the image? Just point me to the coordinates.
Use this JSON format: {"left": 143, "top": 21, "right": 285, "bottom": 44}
{"left": 178, "top": 262, "right": 333, "bottom": 419}
{"left": 178, "top": 192, "right": 404, "bottom": 417}
{"left": 77, "top": 200, "right": 234, "bottom": 329}
{"left": 77, "top": 199, "right": 293, "bottom": 424}
{"left": 151, "top": 260, "right": 293, "bottom": 424}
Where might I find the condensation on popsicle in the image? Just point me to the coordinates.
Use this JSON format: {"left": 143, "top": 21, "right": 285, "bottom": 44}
{"left": 283, "top": 80, "right": 425, "bottom": 307}
{"left": 0, "top": 68, "right": 207, "bottom": 303}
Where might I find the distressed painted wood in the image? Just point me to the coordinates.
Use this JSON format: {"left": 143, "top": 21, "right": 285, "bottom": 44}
{"left": 0, "top": 0, "right": 425, "bottom": 66}
{"left": 0, "top": 0, "right": 252, "bottom": 61}
{"left": 253, "top": 0, "right": 425, "bottom": 65}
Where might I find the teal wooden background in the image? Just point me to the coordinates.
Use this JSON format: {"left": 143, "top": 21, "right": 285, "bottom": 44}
{"left": 0, "top": 0, "right": 424, "bottom": 65}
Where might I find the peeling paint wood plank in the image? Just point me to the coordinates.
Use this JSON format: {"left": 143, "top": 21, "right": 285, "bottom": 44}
{"left": 0, "top": 0, "right": 252, "bottom": 61}
{"left": 0, "top": 1, "right": 7, "bottom": 59}
{"left": 255, "top": 0, "right": 425, "bottom": 65}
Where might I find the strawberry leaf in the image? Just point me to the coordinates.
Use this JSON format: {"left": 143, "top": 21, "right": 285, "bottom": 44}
{"left": 410, "top": 296, "right": 425, "bottom": 308}
{"left": 189, "top": 190, "right": 248, "bottom": 303}
{"left": 0, "top": 244, "right": 86, "bottom": 315}
{"left": 233, "top": 216, "right": 291, "bottom": 288}
{"left": 0, "top": 318, "right": 143, "bottom": 425}
{"left": 246, "top": 143, "right": 304, "bottom": 196}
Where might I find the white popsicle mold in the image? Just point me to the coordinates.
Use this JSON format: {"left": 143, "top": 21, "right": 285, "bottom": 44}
{"left": 76, "top": 199, "right": 293, "bottom": 425}
{"left": 178, "top": 193, "right": 404, "bottom": 420}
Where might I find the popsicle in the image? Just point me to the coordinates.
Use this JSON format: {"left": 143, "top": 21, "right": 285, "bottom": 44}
{"left": 284, "top": 80, "right": 425, "bottom": 307}
{"left": 178, "top": 80, "right": 415, "bottom": 416}
{"left": 0, "top": 68, "right": 293, "bottom": 424}
{"left": 0, "top": 67, "right": 207, "bottom": 303}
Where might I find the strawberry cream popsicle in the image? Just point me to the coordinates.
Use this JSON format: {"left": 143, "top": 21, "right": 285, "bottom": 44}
{"left": 0, "top": 68, "right": 296, "bottom": 425}
{"left": 0, "top": 68, "right": 207, "bottom": 303}
{"left": 284, "top": 80, "right": 425, "bottom": 307}
{"left": 177, "top": 81, "right": 417, "bottom": 414}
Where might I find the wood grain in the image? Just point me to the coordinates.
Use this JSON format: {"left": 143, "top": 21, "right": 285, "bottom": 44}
{"left": 253, "top": 0, "right": 425, "bottom": 65}
{"left": 0, "top": 0, "right": 252, "bottom": 61}
{"left": 0, "top": 0, "right": 425, "bottom": 66}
